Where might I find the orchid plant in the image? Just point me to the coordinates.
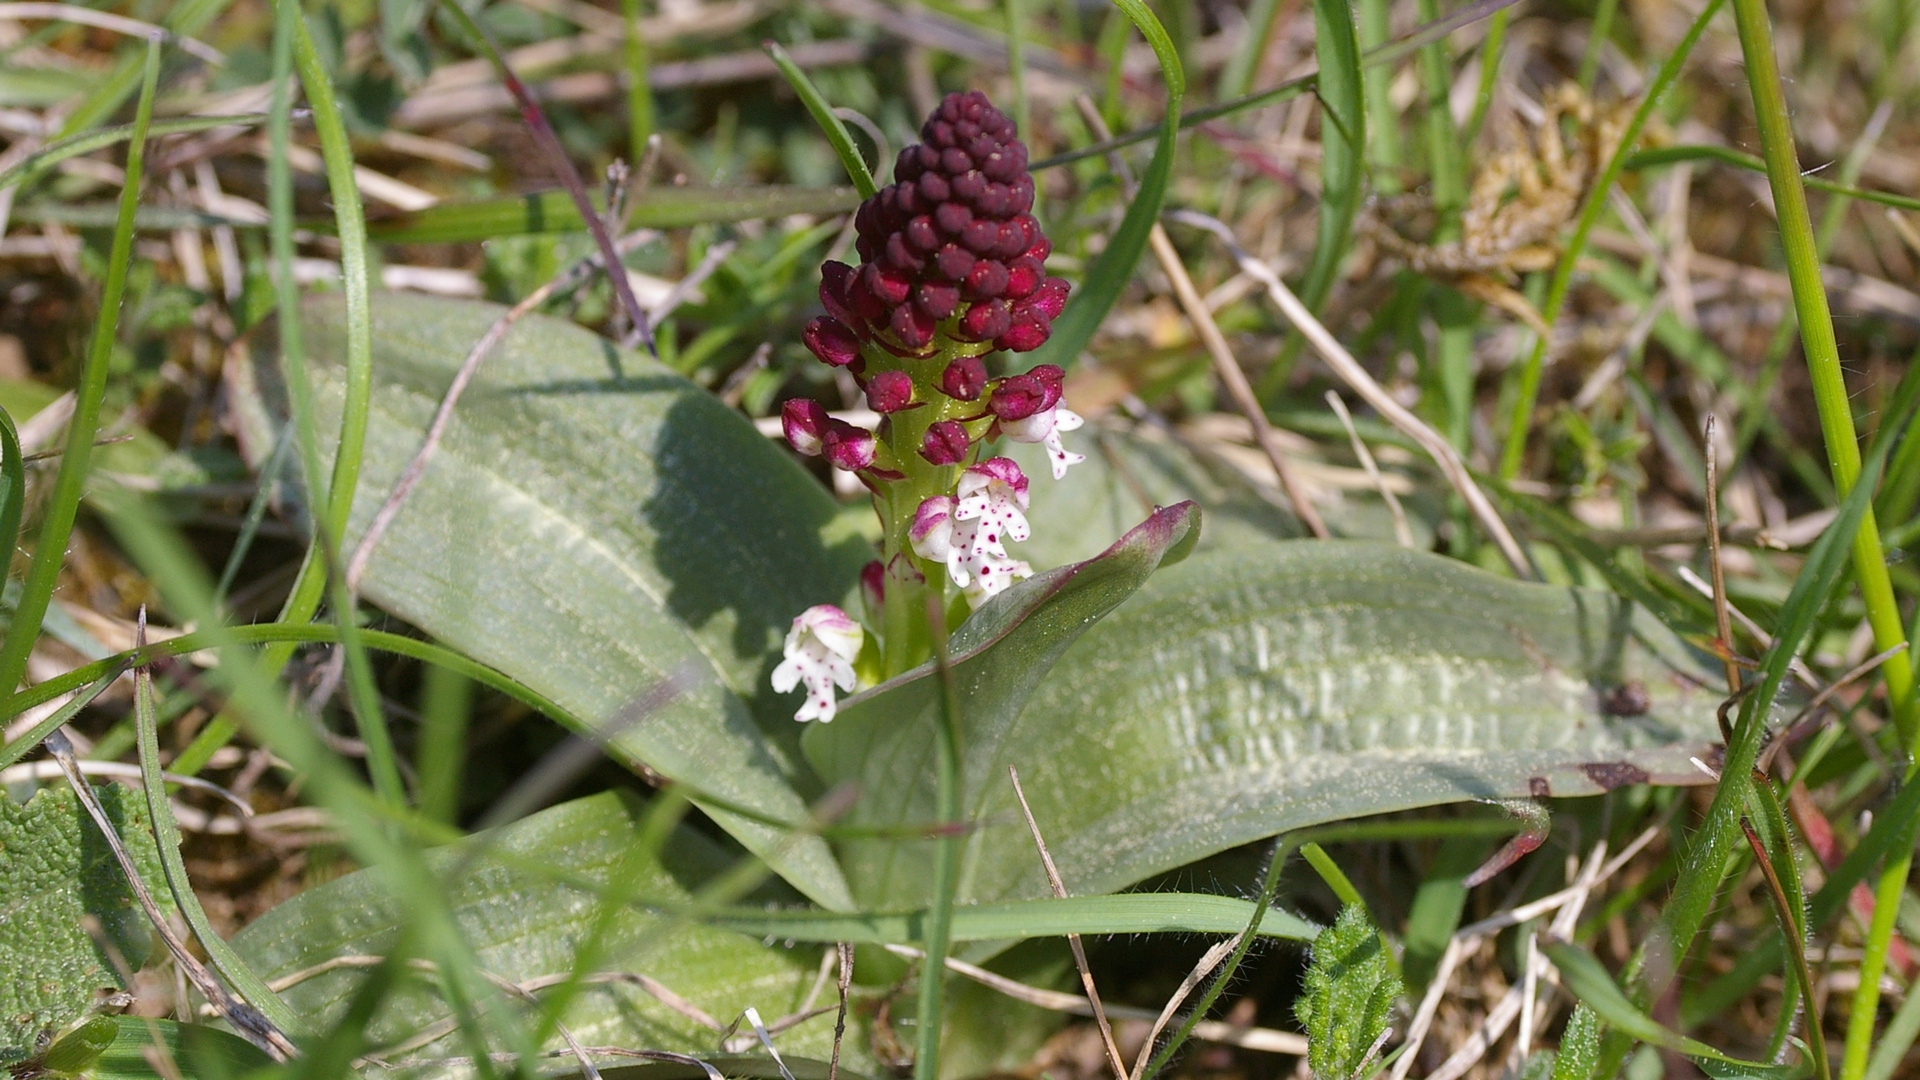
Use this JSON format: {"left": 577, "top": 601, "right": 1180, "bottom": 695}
{"left": 773, "top": 91, "right": 1086, "bottom": 720}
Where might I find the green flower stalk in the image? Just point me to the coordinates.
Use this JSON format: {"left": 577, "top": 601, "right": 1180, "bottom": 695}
{"left": 772, "top": 91, "right": 1080, "bottom": 718}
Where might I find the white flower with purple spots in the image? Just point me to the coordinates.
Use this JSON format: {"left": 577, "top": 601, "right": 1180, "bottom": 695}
{"left": 999, "top": 405, "right": 1086, "bottom": 479}
{"left": 770, "top": 605, "right": 863, "bottom": 722}
{"left": 910, "top": 458, "right": 1035, "bottom": 602}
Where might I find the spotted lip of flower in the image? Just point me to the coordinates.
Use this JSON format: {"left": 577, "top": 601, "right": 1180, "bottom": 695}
{"left": 770, "top": 605, "right": 864, "bottom": 722}
{"left": 911, "top": 458, "right": 1034, "bottom": 600}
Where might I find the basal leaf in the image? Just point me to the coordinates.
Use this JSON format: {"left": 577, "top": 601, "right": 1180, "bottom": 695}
{"left": 231, "top": 293, "right": 871, "bottom": 908}
{"left": 0, "top": 786, "right": 168, "bottom": 1064}
{"left": 230, "top": 792, "right": 864, "bottom": 1077}
{"left": 802, "top": 504, "right": 1202, "bottom": 910}
{"left": 810, "top": 538, "right": 1720, "bottom": 912}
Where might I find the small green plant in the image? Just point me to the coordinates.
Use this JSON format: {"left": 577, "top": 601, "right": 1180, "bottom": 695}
{"left": 1295, "top": 903, "right": 1402, "bottom": 1080}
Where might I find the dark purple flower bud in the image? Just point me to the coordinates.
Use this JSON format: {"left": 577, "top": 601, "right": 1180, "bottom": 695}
{"left": 819, "top": 261, "right": 862, "bottom": 329}
{"left": 821, "top": 421, "right": 876, "bottom": 472}
{"left": 990, "top": 365, "right": 1064, "bottom": 420}
{"left": 963, "top": 260, "right": 1010, "bottom": 300}
{"left": 889, "top": 304, "right": 935, "bottom": 350}
{"left": 935, "top": 245, "right": 976, "bottom": 282}
{"left": 782, "top": 398, "right": 830, "bottom": 456}
{"left": 920, "top": 420, "right": 971, "bottom": 465}
{"left": 1027, "top": 277, "right": 1071, "bottom": 320}
{"left": 915, "top": 282, "right": 961, "bottom": 320}
{"left": 952, "top": 169, "right": 987, "bottom": 203}
{"left": 865, "top": 370, "right": 916, "bottom": 414}
{"left": 962, "top": 219, "right": 1001, "bottom": 255}
{"left": 940, "top": 355, "right": 988, "bottom": 401}
{"left": 936, "top": 202, "right": 972, "bottom": 235}
{"left": 996, "top": 309, "right": 1052, "bottom": 352}
{"left": 828, "top": 91, "right": 1055, "bottom": 359}
{"left": 803, "top": 317, "right": 862, "bottom": 367}
{"left": 906, "top": 216, "right": 940, "bottom": 254}
{"left": 865, "top": 264, "right": 911, "bottom": 307}
{"left": 1005, "top": 257, "right": 1044, "bottom": 300}
{"left": 956, "top": 299, "right": 1011, "bottom": 343}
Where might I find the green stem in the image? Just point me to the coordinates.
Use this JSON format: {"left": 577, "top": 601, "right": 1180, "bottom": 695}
{"left": 621, "top": 0, "right": 655, "bottom": 160}
{"left": 1496, "top": 0, "right": 1724, "bottom": 480}
{"left": 1728, "top": 1, "right": 1916, "bottom": 1069}
{"left": 914, "top": 601, "right": 964, "bottom": 1080}
{"left": 0, "top": 42, "right": 159, "bottom": 696}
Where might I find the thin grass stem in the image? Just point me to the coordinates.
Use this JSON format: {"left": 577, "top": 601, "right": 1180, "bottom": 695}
{"left": 0, "top": 40, "right": 160, "bottom": 697}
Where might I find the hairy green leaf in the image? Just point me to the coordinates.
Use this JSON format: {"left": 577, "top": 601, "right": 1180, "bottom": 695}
{"left": 1297, "top": 904, "right": 1400, "bottom": 1080}
{"left": 0, "top": 786, "right": 168, "bottom": 1064}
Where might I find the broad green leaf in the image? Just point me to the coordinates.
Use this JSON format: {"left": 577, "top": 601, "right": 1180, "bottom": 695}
{"left": 0, "top": 786, "right": 168, "bottom": 1064}
{"left": 230, "top": 792, "right": 863, "bottom": 1077}
{"left": 1297, "top": 905, "right": 1400, "bottom": 1080}
{"left": 1010, "top": 421, "right": 1431, "bottom": 571}
{"left": 1007, "top": 426, "right": 1302, "bottom": 569}
{"left": 811, "top": 538, "right": 1721, "bottom": 912}
{"left": 231, "top": 293, "right": 871, "bottom": 907}
{"left": 802, "top": 504, "right": 1202, "bottom": 910}
{"left": 364, "top": 185, "right": 862, "bottom": 244}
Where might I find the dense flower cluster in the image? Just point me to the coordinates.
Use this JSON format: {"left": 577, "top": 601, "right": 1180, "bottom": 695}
{"left": 773, "top": 91, "right": 1084, "bottom": 722}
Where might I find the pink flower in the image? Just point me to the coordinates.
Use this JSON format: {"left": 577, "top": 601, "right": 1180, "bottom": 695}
{"left": 770, "top": 605, "right": 864, "bottom": 722}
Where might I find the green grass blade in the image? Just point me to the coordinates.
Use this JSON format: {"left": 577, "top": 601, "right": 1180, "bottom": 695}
{"left": 1, "top": 623, "right": 586, "bottom": 740}
{"left": 699, "top": 892, "right": 1320, "bottom": 943}
{"left": 1651, "top": 400, "right": 1897, "bottom": 1030}
{"left": 1544, "top": 940, "right": 1795, "bottom": 1072}
{"left": 0, "top": 663, "right": 126, "bottom": 771}
{"left": 1495, "top": 0, "right": 1725, "bottom": 479}
{"left": 0, "top": 405, "right": 21, "bottom": 573}
{"left": 1269, "top": 0, "right": 1364, "bottom": 382}
{"left": 0, "top": 41, "right": 160, "bottom": 697}
{"left": 1311, "top": 0, "right": 1367, "bottom": 259}
{"left": 620, "top": 0, "right": 655, "bottom": 158}
{"left": 1032, "top": 0, "right": 1522, "bottom": 172}
{"left": 0, "top": 114, "right": 270, "bottom": 194}
{"left": 363, "top": 185, "right": 861, "bottom": 243}
{"left": 764, "top": 41, "right": 878, "bottom": 199}
{"left": 133, "top": 652, "right": 311, "bottom": 1038}
{"left": 1019, "top": 0, "right": 1185, "bottom": 371}
{"left": 1006, "top": 0, "right": 1030, "bottom": 136}
{"left": 1141, "top": 840, "right": 1291, "bottom": 1080}
{"left": 1220, "top": 0, "right": 1282, "bottom": 99}
{"left": 1624, "top": 145, "right": 1920, "bottom": 212}
{"left": 287, "top": 13, "right": 402, "bottom": 809}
